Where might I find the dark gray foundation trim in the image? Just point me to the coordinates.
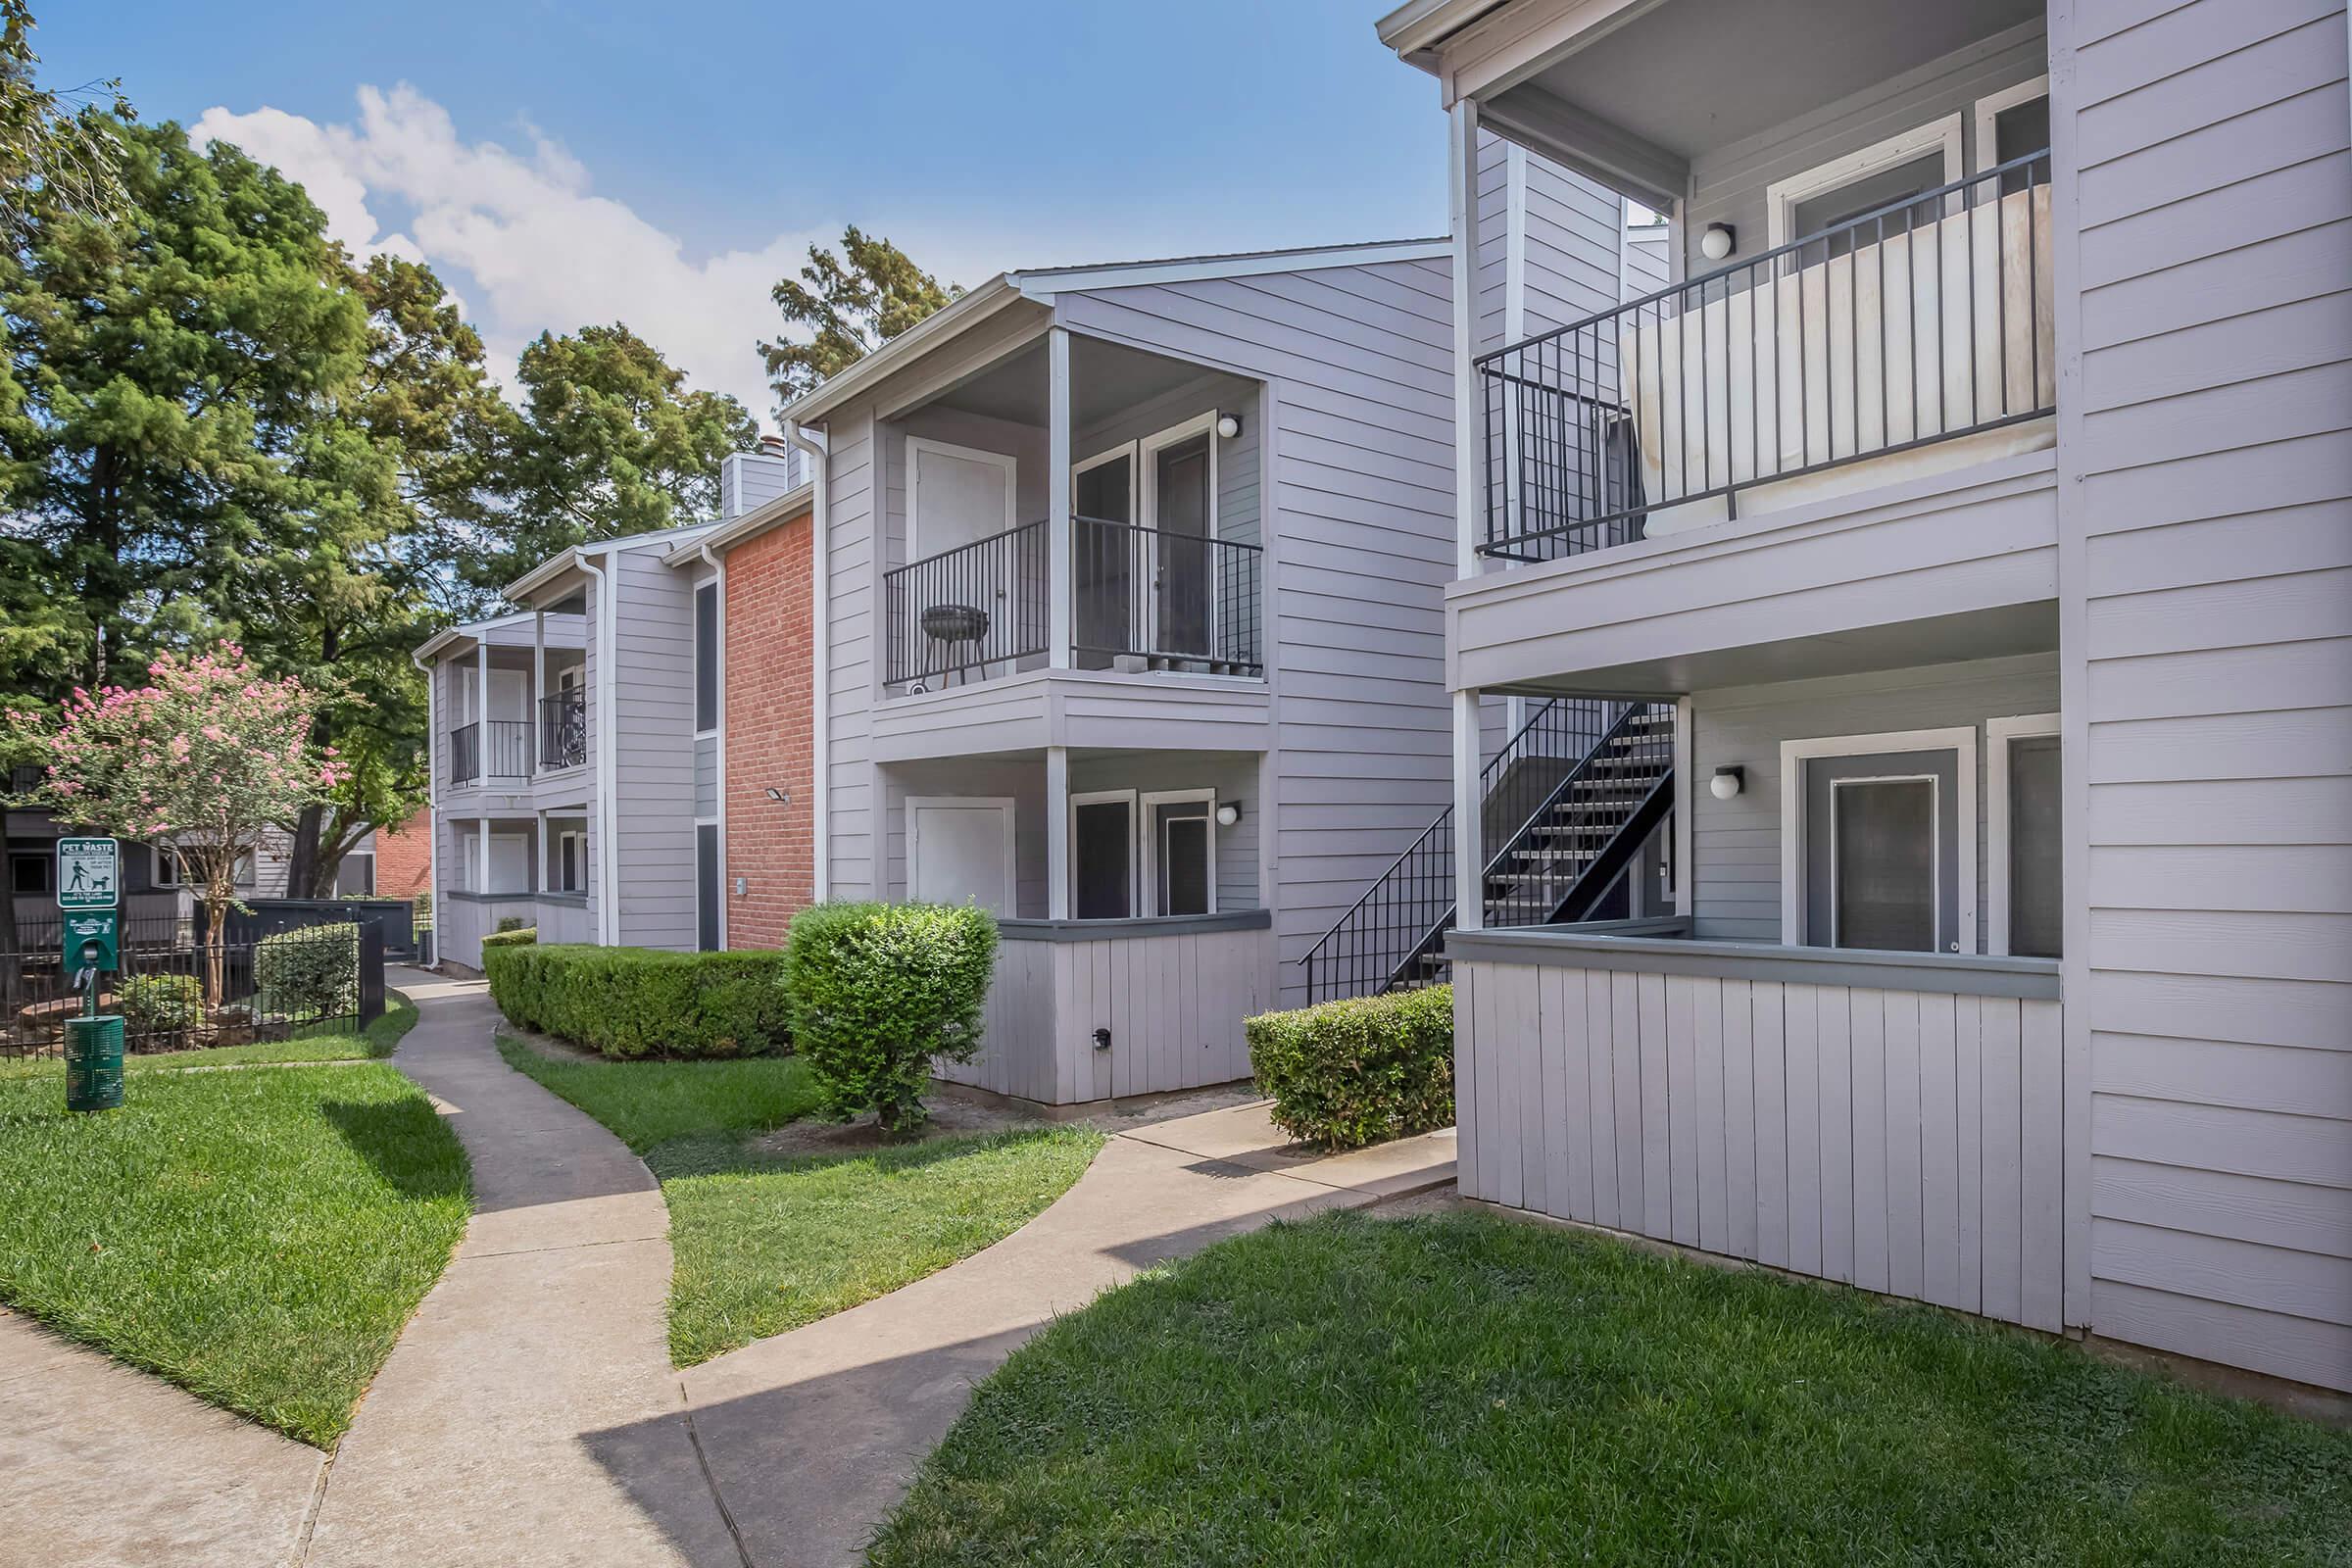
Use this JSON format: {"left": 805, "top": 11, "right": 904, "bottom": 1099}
{"left": 999, "top": 908, "right": 1273, "bottom": 943}
{"left": 1446, "top": 923, "right": 2061, "bottom": 1000}
{"left": 444, "top": 889, "right": 588, "bottom": 907}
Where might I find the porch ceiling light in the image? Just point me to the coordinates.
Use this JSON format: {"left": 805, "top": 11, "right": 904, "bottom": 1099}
{"left": 1699, "top": 222, "right": 1737, "bottom": 262}
{"left": 1215, "top": 802, "right": 1242, "bottom": 827}
{"left": 1215, "top": 413, "right": 1242, "bottom": 440}
{"left": 1709, "top": 765, "right": 1744, "bottom": 801}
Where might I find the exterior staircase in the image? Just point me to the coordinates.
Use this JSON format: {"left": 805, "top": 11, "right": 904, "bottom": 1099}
{"left": 1300, "top": 699, "right": 1674, "bottom": 1003}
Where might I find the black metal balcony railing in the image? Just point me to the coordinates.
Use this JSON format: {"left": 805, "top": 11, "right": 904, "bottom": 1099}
{"left": 539, "top": 690, "right": 586, "bottom": 770}
{"left": 882, "top": 516, "right": 1264, "bottom": 688}
{"left": 448, "top": 718, "right": 531, "bottom": 786}
{"left": 1072, "top": 516, "right": 1262, "bottom": 677}
{"left": 1478, "top": 150, "right": 2055, "bottom": 563}
{"left": 885, "top": 519, "right": 1050, "bottom": 687}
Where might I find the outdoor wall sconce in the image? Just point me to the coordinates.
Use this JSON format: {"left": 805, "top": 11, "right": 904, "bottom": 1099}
{"left": 1093, "top": 1027, "right": 1112, "bottom": 1052}
{"left": 1699, "top": 222, "right": 1737, "bottom": 261}
{"left": 1215, "top": 413, "right": 1243, "bottom": 440}
{"left": 763, "top": 786, "right": 791, "bottom": 804}
{"left": 1215, "top": 802, "right": 1242, "bottom": 826}
{"left": 1709, "top": 765, "right": 1744, "bottom": 801}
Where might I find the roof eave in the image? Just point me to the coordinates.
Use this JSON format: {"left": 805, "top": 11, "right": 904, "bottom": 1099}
{"left": 667, "top": 481, "right": 817, "bottom": 562}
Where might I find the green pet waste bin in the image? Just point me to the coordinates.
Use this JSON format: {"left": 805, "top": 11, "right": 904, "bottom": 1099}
{"left": 66, "top": 1014, "right": 124, "bottom": 1112}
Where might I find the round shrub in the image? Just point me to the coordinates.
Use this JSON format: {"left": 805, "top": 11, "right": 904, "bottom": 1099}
{"left": 1246, "top": 984, "right": 1454, "bottom": 1151}
{"left": 482, "top": 943, "right": 789, "bottom": 1058}
{"left": 118, "top": 972, "right": 203, "bottom": 1043}
{"left": 783, "top": 902, "right": 999, "bottom": 1133}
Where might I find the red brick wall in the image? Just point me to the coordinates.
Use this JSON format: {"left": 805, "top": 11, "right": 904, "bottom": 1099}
{"left": 374, "top": 807, "right": 433, "bottom": 899}
{"left": 721, "top": 508, "right": 816, "bottom": 950}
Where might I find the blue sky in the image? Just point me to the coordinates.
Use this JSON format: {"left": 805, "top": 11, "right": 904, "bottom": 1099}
{"left": 44, "top": 0, "right": 1448, "bottom": 419}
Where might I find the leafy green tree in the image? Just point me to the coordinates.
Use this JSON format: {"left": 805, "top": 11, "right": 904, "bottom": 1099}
{"left": 461, "top": 322, "right": 757, "bottom": 594}
{"left": 0, "top": 0, "right": 133, "bottom": 240}
{"left": 761, "top": 224, "right": 960, "bottom": 407}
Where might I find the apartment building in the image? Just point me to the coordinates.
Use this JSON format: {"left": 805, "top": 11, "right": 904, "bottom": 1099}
{"left": 778, "top": 235, "right": 1636, "bottom": 1106}
{"left": 1373, "top": 0, "right": 2351, "bottom": 1393}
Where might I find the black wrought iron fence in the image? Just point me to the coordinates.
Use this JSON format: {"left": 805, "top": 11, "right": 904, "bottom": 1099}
{"left": 1072, "top": 516, "right": 1262, "bottom": 676}
{"left": 1477, "top": 151, "right": 2054, "bottom": 562}
{"left": 0, "top": 922, "right": 385, "bottom": 1060}
{"left": 884, "top": 519, "right": 1051, "bottom": 688}
{"left": 540, "top": 690, "right": 587, "bottom": 768}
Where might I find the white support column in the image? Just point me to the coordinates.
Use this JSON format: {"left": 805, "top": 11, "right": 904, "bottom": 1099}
{"left": 1046, "top": 744, "right": 1070, "bottom": 919}
{"left": 474, "top": 641, "right": 489, "bottom": 775}
{"left": 531, "top": 610, "right": 546, "bottom": 775}
{"left": 1448, "top": 96, "right": 1483, "bottom": 581}
{"left": 537, "top": 811, "right": 550, "bottom": 896}
{"left": 1452, "top": 689, "right": 1483, "bottom": 931}
{"left": 476, "top": 813, "right": 490, "bottom": 897}
{"left": 1046, "top": 325, "right": 1073, "bottom": 669}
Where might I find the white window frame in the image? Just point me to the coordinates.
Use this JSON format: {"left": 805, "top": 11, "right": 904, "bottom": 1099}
{"left": 1780, "top": 725, "right": 1978, "bottom": 953}
{"left": 1826, "top": 773, "right": 1941, "bottom": 951}
{"left": 1139, "top": 413, "right": 1222, "bottom": 657}
{"left": 147, "top": 842, "right": 184, "bottom": 888}
{"left": 1140, "top": 787, "right": 1217, "bottom": 917}
{"left": 1070, "top": 441, "right": 1139, "bottom": 520}
{"left": 906, "top": 435, "right": 1017, "bottom": 564}
{"left": 1985, "top": 712, "right": 2061, "bottom": 957}
{"left": 1066, "top": 787, "right": 1140, "bottom": 918}
{"left": 553, "top": 828, "right": 585, "bottom": 895}
{"left": 1973, "top": 75, "right": 2050, "bottom": 173}
{"left": 906, "top": 795, "right": 1017, "bottom": 913}
{"left": 1766, "top": 113, "right": 1965, "bottom": 249}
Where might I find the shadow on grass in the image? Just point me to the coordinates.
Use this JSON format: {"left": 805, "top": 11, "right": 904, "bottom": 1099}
{"left": 648, "top": 1124, "right": 1080, "bottom": 1183}
{"left": 319, "top": 1096, "right": 473, "bottom": 1201}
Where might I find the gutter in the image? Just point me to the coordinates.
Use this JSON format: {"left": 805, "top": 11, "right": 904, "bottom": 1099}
{"left": 411, "top": 644, "right": 439, "bottom": 960}
{"left": 783, "top": 419, "right": 830, "bottom": 903}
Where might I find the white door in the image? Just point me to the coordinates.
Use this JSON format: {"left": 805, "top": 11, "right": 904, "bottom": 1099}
{"left": 487, "top": 832, "right": 530, "bottom": 895}
{"left": 907, "top": 438, "right": 1016, "bottom": 561}
{"left": 908, "top": 798, "right": 1016, "bottom": 915}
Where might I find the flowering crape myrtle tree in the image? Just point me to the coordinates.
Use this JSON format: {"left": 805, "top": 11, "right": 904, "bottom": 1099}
{"left": 5, "top": 645, "right": 347, "bottom": 1002}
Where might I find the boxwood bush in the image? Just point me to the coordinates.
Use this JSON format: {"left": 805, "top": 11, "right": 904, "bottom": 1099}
{"left": 480, "top": 925, "right": 536, "bottom": 951}
{"left": 118, "top": 972, "right": 203, "bottom": 1045}
{"left": 1246, "top": 984, "right": 1454, "bottom": 1151}
{"left": 483, "top": 944, "right": 790, "bottom": 1059}
{"left": 783, "top": 902, "right": 998, "bottom": 1133}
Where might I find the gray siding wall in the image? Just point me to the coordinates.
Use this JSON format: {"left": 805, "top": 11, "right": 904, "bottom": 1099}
{"left": 1686, "top": 21, "right": 2047, "bottom": 275}
{"left": 1475, "top": 130, "right": 1630, "bottom": 354}
{"left": 606, "top": 549, "right": 701, "bottom": 950}
{"left": 1690, "top": 655, "right": 2061, "bottom": 947}
{"left": 2053, "top": 0, "right": 2352, "bottom": 1392}
{"left": 1054, "top": 257, "right": 1461, "bottom": 1005}
{"left": 825, "top": 407, "right": 880, "bottom": 899}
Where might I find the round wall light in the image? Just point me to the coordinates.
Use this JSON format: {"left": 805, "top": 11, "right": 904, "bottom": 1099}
{"left": 1214, "top": 414, "right": 1243, "bottom": 440}
{"left": 1708, "top": 765, "right": 1744, "bottom": 801}
{"left": 1214, "top": 802, "right": 1242, "bottom": 827}
{"left": 1699, "top": 222, "right": 1737, "bottom": 262}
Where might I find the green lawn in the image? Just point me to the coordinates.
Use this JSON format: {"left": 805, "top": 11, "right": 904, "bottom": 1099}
{"left": 0, "top": 1055, "right": 468, "bottom": 1447}
{"left": 873, "top": 1210, "right": 2352, "bottom": 1567}
{"left": 498, "top": 1041, "right": 1104, "bottom": 1365}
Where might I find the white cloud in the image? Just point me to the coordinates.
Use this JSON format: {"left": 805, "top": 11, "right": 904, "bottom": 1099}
{"left": 191, "top": 85, "right": 835, "bottom": 421}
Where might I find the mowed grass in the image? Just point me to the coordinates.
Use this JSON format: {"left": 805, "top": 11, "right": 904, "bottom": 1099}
{"left": 0, "top": 1057, "right": 468, "bottom": 1447}
{"left": 873, "top": 1210, "right": 2352, "bottom": 1568}
{"left": 498, "top": 1040, "right": 1103, "bottom": 1366}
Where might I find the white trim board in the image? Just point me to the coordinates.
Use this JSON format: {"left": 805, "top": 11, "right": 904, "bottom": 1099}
{"left": 1985, "top": 712, "right": 2060, "bottom": 958}
{"left": 1765, "top": 113, "right": 1964, "bottom": 248}
{"left": 1066, "top": 788, "right": 1140, "bottom": 917}
{"left": 1973, "top": 74, "right": 2050, "bottom": 171}
{"left": 1778, "top": 725, "right": 1979, "bottom": 954}
{"left": 1140, "top": 787, "right": 1217, "bottom": 917}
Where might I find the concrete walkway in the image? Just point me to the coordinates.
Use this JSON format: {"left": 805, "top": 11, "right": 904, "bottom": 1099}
{"left": 303, "top": 969, "right": 738, "bottom": 1567}
{"left": 0, "top": 1307, "right": 324, "bottom": 1567}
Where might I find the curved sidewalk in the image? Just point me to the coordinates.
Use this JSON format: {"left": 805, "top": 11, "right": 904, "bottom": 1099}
{"left": 303, "top": 969, "right": 738, "bottom": 1567}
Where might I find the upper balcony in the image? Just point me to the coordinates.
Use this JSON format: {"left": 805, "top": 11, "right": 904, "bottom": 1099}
{"left": 424, "top": 612, "right": 591, "bottom": 797}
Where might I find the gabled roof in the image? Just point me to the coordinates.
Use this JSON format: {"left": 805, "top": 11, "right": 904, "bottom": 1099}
{"left": 502, "top": 519, "right": 720, "bottom": 603}
{"left": 777, "top": 235, "right": 1449, "bottom": 427}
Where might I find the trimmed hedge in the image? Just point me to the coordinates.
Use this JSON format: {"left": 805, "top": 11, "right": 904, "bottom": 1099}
{"left": 255, "top": 921, "right": 361, "bottom": 1023}
{"left": 483, "top": 944, "right": 790, "bottom": 1059}
{"left": 783, "top": 902, "right": 998, "bottom": 1133}
{"left": 1246, "top": 984, "right": 1454, "bottom": 1151}
{"left": 480, "top": 925, "right": 537, "bottom": 951}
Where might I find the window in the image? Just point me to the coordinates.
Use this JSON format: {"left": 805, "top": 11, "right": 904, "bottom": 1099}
{"left": 1988, "top": 714, "right": 2062, "bottom": 958}
{"left": 1975, "top": 75, "right": 2051, "bottom": 193}
{"left": 149, "top": 843, "right": 183, "bottom": 887}
{"left": 336, "top": 852, "right": 376, "bottom": 899}
{"left": 1782, "top": 727, "right": 1978, "bottom": 955}
{"left": 694, "top": 580, "right": 718, "bottom": 735}
{"left": 1143, "top": 790, "right": 1216, "bottom": 916}
{"left": 554, "top": 830, "right": 584, "bottom": 894}
{"left": 1069, "top": 791, "right": 1137, "bottom": 919}
{"left": 1072, "top": 414, "right": 1222, "bottom": 666}
{"left": 1766, "top": 114, "right": 1964, "bottom": 252}
{"left": 10, "top": 853, "right": 51, "bottom": 896}
{"left": 696, "top": 822, "right": 720, "bottom": 952}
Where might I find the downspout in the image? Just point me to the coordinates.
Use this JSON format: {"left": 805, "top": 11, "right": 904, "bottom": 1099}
{"left": 576, "top": 552, "right": 619, "bottom": 946}
{"left": 697, "top": 540, "right": 727, "bottom": 949}
{"left": 410, "top": 645, "right": 439, "bottom": 964}
{"left": 783, "top": 420, "right": 830, "bottom": 903}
